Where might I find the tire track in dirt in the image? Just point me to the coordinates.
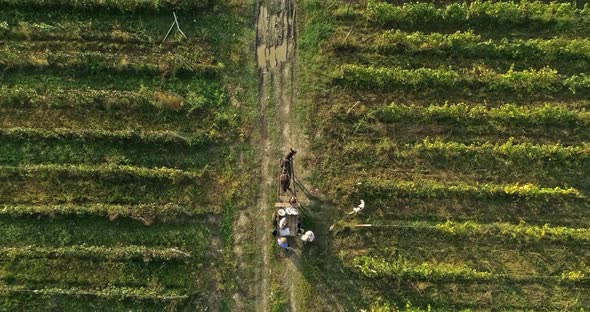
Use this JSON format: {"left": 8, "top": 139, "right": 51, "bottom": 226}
{"left": 256, "top": 0, "right": 299, "bottom": 310}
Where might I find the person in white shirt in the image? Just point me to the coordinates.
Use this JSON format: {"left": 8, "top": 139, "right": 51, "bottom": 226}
{"left": 279, "top": 217, "right": 288, "bottom": 229}
{"left": 301, "top": 230, "right": 315, "bottom": 243}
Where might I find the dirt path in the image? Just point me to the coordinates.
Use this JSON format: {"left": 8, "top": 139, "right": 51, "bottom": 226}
{"left": 255, "top": 0, "right": 300, "bottom": 310}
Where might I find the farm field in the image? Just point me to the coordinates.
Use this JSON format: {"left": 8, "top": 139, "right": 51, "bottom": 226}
{"left": 3, "top": 0, "right": 590, "bottom": 310}
{"left": 296, "top": 0, "right": 590, "bottom": 310}
{"left": 0, "top": 0, "right": 258, "bottom": 310}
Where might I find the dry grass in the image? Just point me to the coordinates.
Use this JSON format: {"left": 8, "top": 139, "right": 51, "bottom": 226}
{"left": 29, "top": 53, "right": 49, "bottom": 66}
{"left": 111, "top": 29, "right": 132, "bottom": 42}
{"left": 155, "top": 90, "right": 184, "bottom": 110}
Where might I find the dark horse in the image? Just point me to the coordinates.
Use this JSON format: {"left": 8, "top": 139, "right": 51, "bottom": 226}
{"left": 280, "top": 168, "right": 291, "bottom": 193}
{"left": 279, "top": 148, "right": 296, "bottom": 194}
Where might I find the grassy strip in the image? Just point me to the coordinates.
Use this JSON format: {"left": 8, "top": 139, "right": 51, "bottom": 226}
{"left": 436, "top": 220, "right": 590, "bottom": 242}
{"left": 0, "top": 217, "right": 212, "bottom": 247}
{"left": 0, "top": 127, "right": 209, "bottom": 147}
{"left": 338, "top": 29, "right": 590, "bottom": 63}
{"left": 0, "top": 258, "right": 189, "bottom": 288}
{"left": 328, "top": 177, "right": 587, "bottom": 227}
{"left": 344, "top": 178, "right": 581, "bottom": 202}
{"left": 0, "top": 284, "right": 188, "bottom": 300}
{"left": 328, "top": 102, "right": 590, "bottom": 147}
{"left": 0, "top": 136, "right": 216, "bottom": 171}
{"left": 367, "top": 283, "right": 589, "bottom": 311}
{"left": 362, "top": 0, "right": 590, "bottom": 34}
{"left": 349, "top": 220, "right": 590, "bottom": 243}
{"left": 0, "top": 295, "right": 170, "bottom": 312}
{"left": 0, "top": 9, "right": 206, "bottom": 43}
{"left": 400, "top": 138, "right": 590, "bottom": 163}
{"left": 0, "top": 20, "right": 147, "bottom": 43}
{"left": 0, "top": 70, "right": 201, "bottom": 92}
{"left": 382, "top": 30, "right": 590, "bottom": 62}
{"left": 332, "top": 64, "right": 590, "bottom": 96}
{"left": 0, "top": 203, "right": 204, "bottom": 222}
{"left": 353, "top": 256, "right": 492, "bottom": 282}
{"left": 0, "top": 164, "right": 206, "bottom": 182}
{"left": 2, "top": 40, "right": 203, "bottom": 56}
{"left": 353, "top": 255, "right": 590, "bottom": 285}
{"left": 0, "top": 164, "right": 212, "bottom": 206}
{"left": 0, "top": 85, "right": 233, "bottom": 135}
{"left": 344, "top": 138, "right": 590, "bottom": 165}
{"left": 376, "top": 102, "right": 590, "bottom": 127}
{"left": 346, "top": 237, "right": 590, "bottom": 277}
{"left": 0, "top": 47, "right": 220, "bottom": 77}
{"left": 364, "top": 199, "right": 590, "bottom": 228}
{"left": 0, "top": 0, "right": 208, "bottom": 12}
{"left": 0, "top": 86, "right": 169, "bottom": 109}
{"left": 0, "top": 85, "right": 226, "bottom": 115}
{"left": 339, "top": 138, "right": 590, "bottom": 175}
{"left": 340, "top": 229, "right": 590, "bottom": 308}
{"left": 0, "top": 245, "right": 190, "bottom": 262}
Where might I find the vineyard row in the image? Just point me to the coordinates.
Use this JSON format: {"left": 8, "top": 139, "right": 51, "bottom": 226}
{"left": 0, "top": 203, "right": 206, "bottom": 221}
{"left": 399, "top": 138, "right": 590, "bottom": 162}
{"left": 0, "top": 48, "right": 219, "bottom": 77}
{"left": 0, "top": 164, "right": 207, "bottom": 182}
{"left": 353, "top": 256, "right": 589, "bottom": 282}
{"left": 0, "top": 127, "right": 210, "bottom": 148}
{"left": 0, "top": 0, "right": 209, "bottom": 12}
{"left": 351, "top": 220, "right": 590, "bottom": 243}
{"left": 0, "top": 245, "right": 191, "bottom": 262}
{"left": 0, "top": 218, "right": 211, "bottom": 247}
{"left": 0, "top": 284, "right": 188, "bottom": 301}
{"left": 364, "top": 0, "right": 590, "bottom": 30}
{"left": 347, "top": 178, "right": 581, "bottom": 201}
{"left": 337, "top": 30, "right": 590, "bottom": 63}
{"left": 333, "top": 64, "right": 590, "bottom": 95}
{"left": 436, "top": 220, "right": 590, "bottom": 242}
{"left": 0, "top": 85, "right": 226, "bottom": 120}
{"left": 374, "top": 102, "right": 589, "bottom": 127}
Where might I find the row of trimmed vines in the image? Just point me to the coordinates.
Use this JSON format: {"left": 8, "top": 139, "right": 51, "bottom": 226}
{"left": 353, "top": 256, "right": 588, "bottom": 282}
{"left": 344, "top": 178, "right": 581, "bottom": 201}
{"left": 365, "top": 0, "right": 590, "bottom": 30}
{"left": 333, "top": 64, "right": 590, "bottom": 94}
{"left": 342, "top": 30, "right": 590, "bottom": 63}
{"left": 0, "top": 245, "right": 190, "bottom": 262}
{"left": 0, "top": 0, "right": 209, "bottom": 12}
{"left": 0, "top": 203, "right": 206, "bottom": 220}
{"left": 374, "top": 102, "right": 589, "bottom": 127}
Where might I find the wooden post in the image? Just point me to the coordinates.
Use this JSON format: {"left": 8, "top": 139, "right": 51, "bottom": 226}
{"left": 291, "top": 155, "right": 297, "bottom": 197}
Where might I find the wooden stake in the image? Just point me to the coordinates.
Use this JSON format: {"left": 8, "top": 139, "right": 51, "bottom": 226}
{"left": 170, "top": 248, "right": 191, "bottom": 257}
{"left": 346, "top": 101, "right": 360, "bottom": 114}
{"left": 163, "top": 12, "right": 187, "bottom": 42}
{"left": 163, "top": 21, "right": 176, "bottom": 42}
{"left": 173, "top": 12, "right": 187, "bottom": 39}
{"left": 342, "top": 26, "right": 354, "bottom": 44}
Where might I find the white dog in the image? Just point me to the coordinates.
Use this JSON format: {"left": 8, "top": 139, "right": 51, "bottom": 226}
{"left": 348, "top": 200, "right": 365, "bottom": 214}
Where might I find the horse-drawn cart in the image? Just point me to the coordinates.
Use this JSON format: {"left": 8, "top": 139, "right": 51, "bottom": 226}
{"left": 274, "top": 148, "right": 301, "bottom": 238}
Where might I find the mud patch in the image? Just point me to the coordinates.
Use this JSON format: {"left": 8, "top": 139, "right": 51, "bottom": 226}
{"left": 257, "top": 2, "right": 291, "bottom": 70}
